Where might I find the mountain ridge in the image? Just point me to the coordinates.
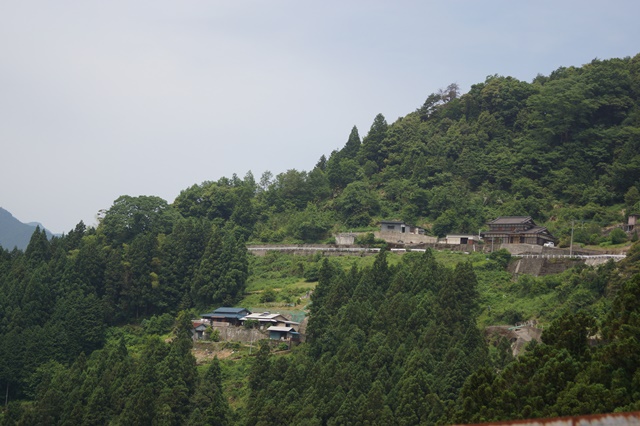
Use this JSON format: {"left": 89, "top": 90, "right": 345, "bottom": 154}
{"left": 0, "top": 207, "right": 54, "bottom": 250}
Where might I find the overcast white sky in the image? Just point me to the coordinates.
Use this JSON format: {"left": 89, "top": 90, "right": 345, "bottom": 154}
{"left": 1, "top": 1, "right": 639, "bottom": 234}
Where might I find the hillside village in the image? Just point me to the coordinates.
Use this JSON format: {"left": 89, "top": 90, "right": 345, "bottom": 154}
{"left": 195, "top": 214, "right": 632, "bottom": 354}
{"left": 3, "top": 54, "right": 640, "bottom": 424}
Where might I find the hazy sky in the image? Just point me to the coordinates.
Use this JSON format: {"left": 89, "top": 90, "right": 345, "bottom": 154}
{"left": 1, "top": 1, "right": 639, "bottom": 234}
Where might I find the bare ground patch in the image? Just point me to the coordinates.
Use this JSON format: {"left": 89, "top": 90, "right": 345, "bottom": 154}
{"left": 192, "top": 342, "right": 239, "bottom": 364}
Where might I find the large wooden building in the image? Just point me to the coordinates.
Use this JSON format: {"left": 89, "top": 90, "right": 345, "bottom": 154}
{"left": 481, "top": 216, "right": 556, "bottom": 246}
{"left": 201, "top": 307, "right": 252, "bottom": 326}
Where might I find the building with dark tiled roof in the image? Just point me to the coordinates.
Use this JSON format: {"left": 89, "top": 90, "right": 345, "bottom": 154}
{"left": 200, "top": 307, "right": 252, "bottom": 326}
{"left": 480, "top": 216, "right": 556, "bottom": 246}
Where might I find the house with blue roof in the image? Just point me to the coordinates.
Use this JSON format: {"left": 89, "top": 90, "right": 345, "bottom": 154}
{"left": 201, "top": 307, "right": 252, "bottom": 326}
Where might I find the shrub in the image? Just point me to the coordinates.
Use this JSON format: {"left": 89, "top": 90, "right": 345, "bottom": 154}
{"left": 243, "top": 319, "right": 259, "bottom": 329}
{"left": 260, "top": 288, "right": 277, "bottom": 303}
{"left": 488, "top": 249, "right": 512, "bottom": 269}
{"left": 141, "top": 313, "right": 175, "bottom": 335}
{"left": 206, "top": 326, "right": 220, "bottom": 342}
{"left": 356, "top": 233, "right": 376, "bottom": 245}
{"left": 355, "top": 232, "right": 386, "bottom": 247}
{"left": 303, "top": 263, "right": 320, "bottom": 282}
{"left": 223, "top": 341, "right": 241, "bottom": 350}
{"left": 497, "top": 309, "right": 524, "bottom": 325}
{"left": 609, "top": 228, "right": 628, "bottom": 245}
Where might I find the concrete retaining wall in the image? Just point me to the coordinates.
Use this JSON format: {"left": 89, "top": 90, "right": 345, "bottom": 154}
{"left": 509, "top": 258, "right": 583, "bottom": 276}
{"left": 501, "top": 243, "right": 543, "bottom": 255}
{"left": 248, "top": 245, "right": 378, "bottom": 257}
{"left": 375, "top": 231, "right": 438, "bottom": 245}
{"left": 335, "top": 233, "right": 356, "bottom": 245}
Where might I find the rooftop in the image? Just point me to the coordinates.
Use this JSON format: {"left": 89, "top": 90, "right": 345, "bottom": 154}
{"left": 242, "top": 312, "right": 299, "bottom": 324}
{"left": 489, "top": 216, "right": 534, "bottom": 225}
{"left": 201, "top": 307, "right": 251, "bottom": 319}
{"left": 268, "top": 326, "right": 295, "bottom": 332}
{"left": 521, "top": 226, "right": 550, "bottom": 234}
{"left": 213, "top": 307, "right": 250, "bottom": 314}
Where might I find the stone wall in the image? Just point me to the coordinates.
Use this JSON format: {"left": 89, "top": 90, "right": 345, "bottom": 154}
{"left": 212, "top": 326, "right": 266, "bottom": 343}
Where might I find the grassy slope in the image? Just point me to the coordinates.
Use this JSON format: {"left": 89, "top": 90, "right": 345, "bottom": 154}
{"left": 241, "top": 249, "right": 602, "bottom": 328}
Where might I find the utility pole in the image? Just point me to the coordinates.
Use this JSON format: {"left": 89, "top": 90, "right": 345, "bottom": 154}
{"left": 570, "top": 220, "right": 575, "bottom": 257}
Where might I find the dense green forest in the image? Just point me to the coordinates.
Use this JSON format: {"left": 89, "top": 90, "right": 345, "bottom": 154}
{"left": 171, "top": 54, "right": 640, "bottom": 244}
{"left": 3, "top": 242, "right": 640, "bottom": 424}
{"left": 2, "top": 54, "right": 640, "bottom": 424}
{"left": 243, "top": 247, "right": 640, "bottom": 425}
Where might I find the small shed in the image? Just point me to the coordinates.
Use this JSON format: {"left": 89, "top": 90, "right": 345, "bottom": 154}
{"left": 444, "top": 234, "right": 480, "bottom": 245}
{"left": 380, "top": 220, "right": 425, "bottom": 235}
{"left": 268, "top": 326, "right": 296, "bottom": 341}
{"left": 192, "top": 322, "right": 207, "bottom": 340}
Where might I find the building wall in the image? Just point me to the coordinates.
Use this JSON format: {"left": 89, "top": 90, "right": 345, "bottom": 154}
{"left": 444, "top": 236, "right": 478, "bottom": 245}
{"left": 482, "top": 234, "right": 550, "bottom": 246}
{"left": 376, "top": 231, "right": 438, "bottom": 245}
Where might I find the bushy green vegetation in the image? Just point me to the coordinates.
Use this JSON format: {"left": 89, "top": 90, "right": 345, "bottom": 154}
{"left": 239, "top": 247, "right": 640, "bottom": 424}
{"left": 0, "top": 206, "right": 250, "bottom": 407}
{"left": 169, "top": 54, "right": 640, "bottom": 243}
{"left": 2, "top": 54, "right": 640, "bottom": 424}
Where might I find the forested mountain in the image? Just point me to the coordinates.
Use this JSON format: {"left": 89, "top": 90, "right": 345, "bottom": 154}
{"left": 1, "top": 54, "right": 640, "bottom": 424}
{"left": 170, "top": 55, "right": 640, "bottom": 245}
{"left": 0, "top": 208, "right": 54, "bottom": 251}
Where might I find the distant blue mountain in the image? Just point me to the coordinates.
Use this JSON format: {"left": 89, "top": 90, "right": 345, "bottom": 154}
{"left": 0, "top": 207, "right": 54, "bottom": 251}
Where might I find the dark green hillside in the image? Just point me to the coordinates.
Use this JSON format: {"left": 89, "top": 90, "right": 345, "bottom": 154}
{"left": 4, "top": 239, "right": 640, "bottom": 424}
{"left": 240, "top": 248, "right": 640, "bottom": 425}
{"left": 172, "top": 55, "right": 640, "bottom": 244}
{"left": 2, "top": 54, "right": 640, "bottom": 425}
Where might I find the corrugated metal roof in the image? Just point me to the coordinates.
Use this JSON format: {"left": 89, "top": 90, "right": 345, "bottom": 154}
{"left": 267, "top": 326, "right": 294, "bottom": 332}
{"left": 242, "top": 313, "right": 299, "bottom": 324}
{"left": 213, "top": 307, "right": 250, "bottom": 314}
{"left": 201, "top": 307, "right": 251, "bottom": 319}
